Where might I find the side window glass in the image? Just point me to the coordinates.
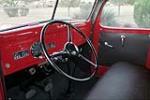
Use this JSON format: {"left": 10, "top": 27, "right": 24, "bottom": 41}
{"left": 101, "top": 0, "right": 150, "bottom": 28}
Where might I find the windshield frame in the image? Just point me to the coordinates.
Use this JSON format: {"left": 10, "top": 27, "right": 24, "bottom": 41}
{"left": 51, "top": 0, "right": 59, "bottom": 20}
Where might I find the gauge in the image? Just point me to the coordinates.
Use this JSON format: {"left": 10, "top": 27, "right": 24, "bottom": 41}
{"left": 31, "top": 41, "right": 56, "bottom": 58}
{"left": 31, "top": 42, "right": 42, "bottom": 58}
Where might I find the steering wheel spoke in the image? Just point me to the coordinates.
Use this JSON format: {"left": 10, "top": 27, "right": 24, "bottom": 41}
{"left": 78, "top": 54, "right": 97, "bottom": 68}
{"left": 49, "top": 50, "right": 68, "bottom": 57}
{"left": 67, "top": 25, "right": 73, "bottom": 42}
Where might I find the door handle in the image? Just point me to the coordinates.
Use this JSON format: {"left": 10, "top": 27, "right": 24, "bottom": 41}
{"left": 104, "top": 42, "right": 113, "bottom": 48}
{"left": 121, "top": 35, "right": 126, "bottom": 47}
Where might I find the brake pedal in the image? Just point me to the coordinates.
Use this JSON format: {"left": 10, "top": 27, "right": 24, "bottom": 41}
{"left": 25, "top": 89, "right": 37, "bottom": 99}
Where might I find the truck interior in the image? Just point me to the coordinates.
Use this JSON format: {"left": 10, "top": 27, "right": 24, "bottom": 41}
{"left": 0, "top": 0, "right": 150, "bottom": 100}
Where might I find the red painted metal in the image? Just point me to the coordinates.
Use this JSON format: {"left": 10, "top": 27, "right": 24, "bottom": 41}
{"left": 96, "top": 66, "right": 108, "bottom": 76}
{"left": 0, "top": 21, "right": 92, "bottom": 76}
{"left": 92, "top": 0, "right": 108, "bottom": 54}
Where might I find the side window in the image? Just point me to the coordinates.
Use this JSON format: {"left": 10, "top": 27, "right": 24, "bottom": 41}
{"left": 101, "top": 0, "right": 150, "bottom": 28}
{"left": 0, "top": 0, "right": 56, "bottom": 30}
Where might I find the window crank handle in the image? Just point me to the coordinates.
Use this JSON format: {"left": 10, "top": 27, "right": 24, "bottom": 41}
{"left": 104, "top": 42, "right": 113, "bottom": 48}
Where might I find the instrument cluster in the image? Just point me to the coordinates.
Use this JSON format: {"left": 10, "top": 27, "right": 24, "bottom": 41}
{"left": 31, "top": 41, "right": 56, "bottom": 58}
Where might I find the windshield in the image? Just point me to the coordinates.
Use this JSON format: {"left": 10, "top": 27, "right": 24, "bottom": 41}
{"left": 0, "top": 0, "right": 95, "bottom": 31}
{"left": 55, "top": 0, "right": 95, "bottom": 20}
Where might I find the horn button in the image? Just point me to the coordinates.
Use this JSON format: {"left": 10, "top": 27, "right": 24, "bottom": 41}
{"left": 64, "top": 42, "right": 79, "bottom": 56}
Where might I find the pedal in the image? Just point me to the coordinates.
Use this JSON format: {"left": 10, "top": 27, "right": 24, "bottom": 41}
{"left": 25, "top": 89, "right": 37, "bottom": 99}
{"left": 44, "top": 82, "right": 53, "bottom": 92}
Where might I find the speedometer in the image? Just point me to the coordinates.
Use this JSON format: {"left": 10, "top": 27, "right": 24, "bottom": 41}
{"left": 31, "top": 42, "right": 42, "bottom": 58}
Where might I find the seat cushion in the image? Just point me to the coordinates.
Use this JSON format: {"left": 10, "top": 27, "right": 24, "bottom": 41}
{"left": 86, "top": 62, "right": 150, "bottom": 100}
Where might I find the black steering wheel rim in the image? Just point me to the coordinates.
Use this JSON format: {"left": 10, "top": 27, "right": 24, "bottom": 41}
{"left": 40, "top": 20, "right": 98, "bottom": 81}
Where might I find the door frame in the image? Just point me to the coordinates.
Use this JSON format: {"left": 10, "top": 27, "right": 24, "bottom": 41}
{"left": 93, "top": 0, "right": 150, "bottom": 68}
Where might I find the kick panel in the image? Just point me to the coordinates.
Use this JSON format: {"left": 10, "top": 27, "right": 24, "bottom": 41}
{"left": 98, "top": 32, "right": 150, "bottom": 66}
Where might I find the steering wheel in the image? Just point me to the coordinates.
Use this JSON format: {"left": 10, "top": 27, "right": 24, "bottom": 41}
{"left": 40, "top": 20, "right": 98, "bottom": 81}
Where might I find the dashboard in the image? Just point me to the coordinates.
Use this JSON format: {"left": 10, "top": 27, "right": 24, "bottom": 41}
{"left": 0, "top": 22, "right": 91, "bottom": 76}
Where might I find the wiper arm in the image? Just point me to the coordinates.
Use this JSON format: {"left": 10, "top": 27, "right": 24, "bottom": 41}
{"left": 51, "top": 0, "right": 59, "bottom": 20}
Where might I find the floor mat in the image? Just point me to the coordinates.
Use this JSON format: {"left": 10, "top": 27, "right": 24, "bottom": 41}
{"left": 66, "top": 77, "right": 99, "bottom": 100}
{"left": 7, "top": 86, "right": 50, "bottom": 100}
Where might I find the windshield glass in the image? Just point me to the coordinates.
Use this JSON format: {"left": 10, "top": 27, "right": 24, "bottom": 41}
{"left": 55, "top": 0, "right": 95, "bottom": 20}
{"left": 0, "top": 0, "right": 95, "bottom": 31}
